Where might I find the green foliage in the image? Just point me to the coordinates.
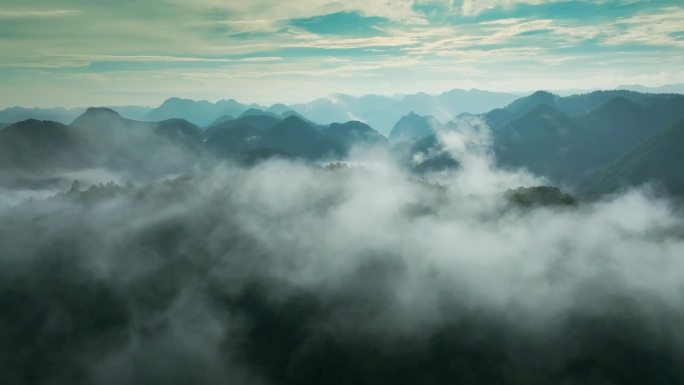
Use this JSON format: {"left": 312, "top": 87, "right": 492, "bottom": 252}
{"left": 505, "top": 186, "right": 580, "bottom": 208}
{"left": 582, "top": 118, "right": 684, "bottom": 198}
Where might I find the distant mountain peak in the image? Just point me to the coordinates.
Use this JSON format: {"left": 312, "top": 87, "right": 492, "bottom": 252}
{"left": 279, "top": 115, "right": 307, "bottom": 126}
{"left": 530, "top": 90, "right": 556, "bottom": 98}
{"left": 598, "top": 96, "right": 642, "bottom": 111}
{"left": 71, "top": 107, "right": 127, "bottom": 128}
{"left": 83, "top": 107, "right": 122, "bottom": 116}
{"left": 239, "top": 108, "right": 276, "bottom": 118}
{"left": 389, "top": 112, "right": 442, "bottom": 142}
{"left": 328, "top": 120, "right": 374, "bottom": 133}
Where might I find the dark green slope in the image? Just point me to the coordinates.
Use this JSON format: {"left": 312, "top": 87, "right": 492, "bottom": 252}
{"left": 239, "top": 108, "right": 279, "bottom": 118}
{"left": 205, "top": 115, "right": 282, "bottom": 138}
{"left": 575, "top": 97, "right": 656, "bottom": 168}
{"left": 504, "top": 90, "right": 561, "bottom": 120}
{"left": 0, "top": 109, "right": 207, "bottom": 180}
{"left": 581, "top": 119, "right": 684, "bottom": 198}
{"left": 389, "top": 112, "right": 444, "bottom": 142}
{"left": 0, "top": 119, "right": 89, "bottom": 172}
{"left": 322, "top": 121, "right": 387, "bottom": 154}
{"left": 154, "top": 118, "right": 204, "bottom": 152}
{"left": 207, "top": 114, "right": 387, "bottom": 161}
{"left": 490, "top": 93, "right": 684, "bottom": 187}
{"left": 206, "top": 124, "right": 267, "bottom": 155}
{"left": 262, "top": 116, "right": 339, "bottom": 159}
{"left": 493, "top": 103, "right": 592, "bottom": 183}
{"left": 487, "top": 90, "right": 684, "bottom": 131}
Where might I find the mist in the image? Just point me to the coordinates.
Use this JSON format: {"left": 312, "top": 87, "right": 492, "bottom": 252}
{"left": 1, "top": 115, "right": 683, "bottom": 385}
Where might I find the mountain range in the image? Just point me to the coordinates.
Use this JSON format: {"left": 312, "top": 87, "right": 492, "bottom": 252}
{"left": 0, "top": 106, "right": 390, "bottom": 189}
{"left": 380, "top": 90, "right": 684, "bottom": 195}
{"left": 1, "top": 89, "right": 684, "bottom": 198}
{"left": 0, "top": 88, "right": 519, "bottom": 134}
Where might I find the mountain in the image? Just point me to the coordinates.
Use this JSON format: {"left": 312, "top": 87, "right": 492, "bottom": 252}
{"left": 503, "top": 91, "right": 561, "bottom": 121}
{"left": 145, "top": 97, "right": 255, "bottom": 126}
{"left": 71, "top": 108, "right": 204, "bottom": 173}
{"left": 154, "top": 118, "right": 204, "bottom": 151}
{"left": 209, "top": 114, "right": 236, "bottom": 126}
{"left": 290, "top": 97, "right": 355, "bottom": 126}
{"left": 71, "top": 107, "right": 130, "bottom": 129}
{"left": 290, "top": 89, "right": 519, "bottom": 135}
{"left": 389, "top": 112, "right": 446, "bottom": 142}
{"left": 266, "top": 103, "right": 293, "bottom": 115}
{"left": 207, "top": 113, "right": 388, "bottom": 160}
{"left": 261, "top": 116, "right": 338, "bottom": 159}
{"left": 0, "top": 88, "right": 520, "bottom": 134}
{"left": 0, "top": 108, "right": 208, "bottom": 182}
{"left": 0, "top": 119, "right": 89, "bottom": 174}
{"left": 0, "top": 106, "right": 84, "bottom": 124}
{"left": 0, "top": 106, "right": 154, "bottom": 124}
{"left": 321, "top": 121, "right": 387, "bottom": 154}
{"left": 493, "top": 103, "right": 591, "bottom": 183}
{"left": 575, "top": 97, "right": 654, "bottom": 166}
{"left": 206, "top": 123, "right": 266, "bottom": 156}
{"left": 406, "top": 134, "right": 460, "bottom": 174}
{"left": 209, "top": 108, "right": 310, "bottom": 129}
{"left": 617, "top": 83, "right": 684, "bottom": 94}
{"left": 581, "top": 119, "right": 684, "bottom": 198}
{"left": 494, "top": 90, "right": 684, "bottom": 128}
{"left": 69, "top": 107, "right": 149, "bottom": 153}
{"left": 205, "top": 114, "right": 282, "bottom": 139}
{"left": 239, "top": 108, "right": 279, "bottom": 119}
{"left": 109, "top": 105, "right": 154, "bottom": 120}
{"left": 435, "top": 89, "right": 520, "bottom": 116}
{"left": 485, "top": 91, "right": 684, "bottom": 186}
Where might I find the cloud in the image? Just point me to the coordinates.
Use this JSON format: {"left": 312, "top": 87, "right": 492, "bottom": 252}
{"left": 0, "top": 9, "right": 82, "bottom": 18}
{"left": 0, "top": 0, "right": 682, "bottom": 106}
{"left": 2, "top": 116, "right": 684, "bottom": 383}
{"left": 458, "top": 0, "right": 553, "bottom": 16}
{"left": 601, "top": 6, "right": 684, "bottom": 48}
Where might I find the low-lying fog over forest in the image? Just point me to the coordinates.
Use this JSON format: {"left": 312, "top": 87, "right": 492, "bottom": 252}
{"left": 2, "top": 90, "right": 684, "bottom": 384}
{"left": 3, "top": 0, "right": 684, "bottom": 383}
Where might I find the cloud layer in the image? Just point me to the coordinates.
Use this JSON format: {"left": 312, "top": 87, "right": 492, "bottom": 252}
{"left": 1, "top": 118, "right": 684, "bottom": 383}
{"left": 1, "top": 0, "right": 683, "bottom": 106}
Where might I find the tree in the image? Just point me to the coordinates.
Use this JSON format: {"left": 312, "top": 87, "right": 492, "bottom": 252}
{"left": 69, "top": 179, "right": 81, "bottom": 193}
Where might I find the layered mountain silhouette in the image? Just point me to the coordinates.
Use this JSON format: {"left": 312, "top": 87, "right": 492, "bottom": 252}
{"left": 0, "top": 108, "right": 204, "bottom": 182}
{"left": 389, "top": 112, "right": 447, "bottom": 143}
{"left": 291, "top": 89, "right": 519, "bottom": 135}
{"left": 483, "top": 90, "right": 684, "bottom": 187}
{"left": 0, "top": 119, "right": 88, "bottom": 173}
{"left": 322, "top": 121, "right": 387, "bottom": 152}
{"left": 0, "top": 105, "right": 154, "bottom": 125}
{"left": 0, "top": 107, "right": 387, "bottom": 181}
{"left": 581, "top": 118, "right": 684, "bottom": 197}
{"left": 2, "top": 89, "right": 684, "bottom": 197}
{"left": 144, "top": 98, "right": 254, "bottom": 126}
{"left": 206, "top": 114, "right": 385, "bottom": 161}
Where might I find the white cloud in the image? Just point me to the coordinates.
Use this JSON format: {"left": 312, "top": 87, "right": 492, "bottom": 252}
{"left": 0, "top": 9, "right": 81, "bottom": 18}
{"left": 459, "top": 0, "right": 551, "bottom": 16}
{"left": 602, "top": 6, "right": 684, "bottom": 48}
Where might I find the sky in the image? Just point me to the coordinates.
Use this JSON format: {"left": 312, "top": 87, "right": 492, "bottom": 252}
{"left": 0, "top": 0, "right": 683, "bottom": 107}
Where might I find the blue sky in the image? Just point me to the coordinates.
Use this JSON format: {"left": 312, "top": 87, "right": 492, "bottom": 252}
{"left": 0, "top": 0, "right": 683, "bottom": 107}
